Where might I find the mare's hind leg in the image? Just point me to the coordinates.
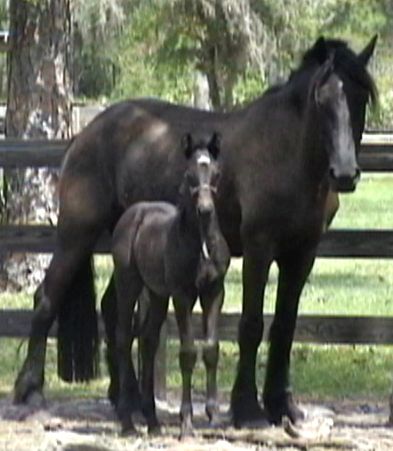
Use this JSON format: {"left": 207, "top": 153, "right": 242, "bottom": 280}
{"left": 101, "top": 275, "right": 120, "bottom": 406}
{"left": 114, "top": 264, "right": 143, "bottom": 435}
{"left": 14, "top": 234, "right": 99, "bottom": 405}
{"left": 263, "top": 247, "right": 316, "bottom": 424}
{"left": 140, "top": 290, "right": 169, "bottom": 434}
{"left": 173, "top": 294, "right": 198, "bottom": 438}
{"left": 200, "top": 282, "right": 225, "bottom": 425}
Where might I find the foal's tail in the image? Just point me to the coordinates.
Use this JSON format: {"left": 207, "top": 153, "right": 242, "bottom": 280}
{"left": 57, "top": 256, "right": 99, "bottom": 382}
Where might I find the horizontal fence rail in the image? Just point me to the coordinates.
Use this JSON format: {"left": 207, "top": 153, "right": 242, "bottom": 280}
{"left": 3, "top": 226, "right": 393, "bottom": 258}
{"left": 3, "top": 310, "right": 393, "bottom": 345}
{"left": 0, "top": 136, "right": 392, "bottom": 170}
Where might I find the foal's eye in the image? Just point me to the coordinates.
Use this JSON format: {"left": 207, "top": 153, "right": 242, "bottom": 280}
{"left": 211, "top": 171, "right": 221, "bottom": 188}
{"left": 189, "top": 186, "right": 199, "bottom": 197}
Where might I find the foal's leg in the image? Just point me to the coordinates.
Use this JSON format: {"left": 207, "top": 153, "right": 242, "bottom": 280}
{"left": 263, "top": 247, "right": 316, "bottom": 424}
{"left": 173, "top": 294, "right": 198, "bottom": 438}
{"left": 114, "top": 264, "right": 143, "bottom": 435}
{"left": 200, "top": 282, "right": 225, "bottom": 425}
{"left": 14, "top": 235, "right": 99, "bottom": 405}
{"left": 140, "top": 291, "right": 169, "bottom": 434}
{"left": 230, "top": 235, "right": 273, "bottom": 428}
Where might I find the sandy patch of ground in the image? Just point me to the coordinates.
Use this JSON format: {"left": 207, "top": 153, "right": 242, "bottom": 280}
{"left": 0, "top": 395, "right": 393, "bottom": 450}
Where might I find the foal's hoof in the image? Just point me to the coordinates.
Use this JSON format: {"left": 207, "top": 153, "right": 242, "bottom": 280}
{"left": 264, "top": 391, "right": 305, "bottom": 425}
{"left": 179, "top": 426, "right": 196, "bottom": 441}
{"left": 206, "top": 401, "right": 220, "bottom": 427}
{"left": 148, "top": 423, "right": 162, "bottom": 436}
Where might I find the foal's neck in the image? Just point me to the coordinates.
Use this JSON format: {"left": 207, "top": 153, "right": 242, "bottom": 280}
{"left": 176, "top": 195, "right": 220, "bottom": 259}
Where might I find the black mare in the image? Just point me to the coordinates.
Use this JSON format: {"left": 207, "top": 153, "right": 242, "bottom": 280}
{"left": 14, "top": 36, "right": 377, "bottom": 428}
{"left": 112, "top": 132, "right": 230, "bottom": 435}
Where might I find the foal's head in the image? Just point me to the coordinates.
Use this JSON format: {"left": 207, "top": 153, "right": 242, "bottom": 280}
{"left": 181, "top": 132, "right": 221, "bottom": 256}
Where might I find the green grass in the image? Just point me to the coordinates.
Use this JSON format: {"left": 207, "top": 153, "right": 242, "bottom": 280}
{"left": 1, "top": 339, "right": 391, "bottom": 402}
{"left": 1, "top": 173, "right": 393, "bottom": 402}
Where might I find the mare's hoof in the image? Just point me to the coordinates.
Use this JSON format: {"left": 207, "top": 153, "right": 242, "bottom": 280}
{"left": 24, "top": 390, "right": 46, "bottom": 409}
{"left": 120, "top": 419, "right": 138, "bottom": 436}
{"left": 231, "top": 395, "right": 268, "bottom": 429}
{"left": 107, "top": 383, "right": 119, "bottom": 407}
{"left": 264, "top": 391, "right": 304, "bottom": 425}
{"left": 14, "top": 382, "right": 45, "bottom": 408}
{"left": 14, "top": 367, "right": 44, "bottom": 406}
{"left": 233, "top": 414, "right": 270, "bottom": 429}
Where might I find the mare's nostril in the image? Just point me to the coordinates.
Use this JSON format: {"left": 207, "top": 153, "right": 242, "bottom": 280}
{"left": 329, "top": 168, "right": 337, "bottom": 180}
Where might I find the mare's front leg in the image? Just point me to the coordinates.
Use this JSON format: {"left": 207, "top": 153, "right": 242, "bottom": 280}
{"left": 173, "top": 293, "right": 198, "bottom": 438}
{"left": 140, "top": 290, "right": 169, "bottom": 434}
{"left": 114, "top": 265, "right": 143, "bottom": 435}
{"left": 263, "top": 247, "right": 316, "bottom": 424}
{"left": 230, "top": 233, "right": 273, "bottom": 428}
{"left": 200, "top": 282, "right": 225, "bottom": 425}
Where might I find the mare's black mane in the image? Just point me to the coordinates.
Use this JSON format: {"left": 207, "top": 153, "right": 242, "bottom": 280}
{"left": 264, "top": 38, "right": 377, "bottom": 107}
{"left": 302, "top": 38, "right": 378, "bottom": 105}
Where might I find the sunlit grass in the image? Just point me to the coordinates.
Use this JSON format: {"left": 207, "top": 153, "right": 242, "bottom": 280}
{"left": 1, "top": 338, "right": 392, "bottom": 402}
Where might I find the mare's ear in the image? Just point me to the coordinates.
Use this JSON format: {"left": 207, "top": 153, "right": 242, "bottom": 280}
{"left": 208, "top": 132, "right": 221, "bottom": 159}
{"left": 313, "top": 52, "right": 335, "bottom": 105}
{"left": 358, "top": 34, "right": 378, "bottom": 66}
{"left": 182, "top": 133, "right": 193, "bottom": 159}
{"left": 311, "top": 36, "right": 328, "bottom": 63}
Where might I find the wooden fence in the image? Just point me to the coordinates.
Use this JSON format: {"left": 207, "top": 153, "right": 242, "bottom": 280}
{"left": 1, "top": 136, "right": 393, "bottom": 397}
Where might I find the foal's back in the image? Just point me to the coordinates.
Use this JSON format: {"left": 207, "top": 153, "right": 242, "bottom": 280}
{"left": 112, "top": 201, "right": 177, "bottom": 297}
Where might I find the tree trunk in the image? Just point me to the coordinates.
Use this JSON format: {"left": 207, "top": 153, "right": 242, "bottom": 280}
{"left": 1, "top": 0, "right": 72, "bottom": 291}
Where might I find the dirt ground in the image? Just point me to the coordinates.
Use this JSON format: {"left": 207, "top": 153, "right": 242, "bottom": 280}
{"left": 1, "top": 395, "right": 393, "bottom": 451}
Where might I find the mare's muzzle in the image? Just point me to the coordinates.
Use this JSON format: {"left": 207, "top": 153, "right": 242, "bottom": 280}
{"left": 329, "top": 167, "right": 361, "bottom": 193}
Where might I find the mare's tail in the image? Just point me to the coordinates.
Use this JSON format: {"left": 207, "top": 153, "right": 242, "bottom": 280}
{"left": 57, "top": 256, "right": 99, "bottom": 382}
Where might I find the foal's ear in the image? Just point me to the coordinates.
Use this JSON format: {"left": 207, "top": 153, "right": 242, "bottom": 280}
{"left": 182, "top": 133, "right": 193, "bottom": 159}
{"left": 208, "top": 132, "right": 221, "bottom": 159}
{"left": 358, "top": 34, "right": 378, "bottom": 66}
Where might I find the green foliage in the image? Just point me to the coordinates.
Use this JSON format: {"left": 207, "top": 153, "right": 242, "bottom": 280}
{"left": 111, "top": 2, "right": 195, "bottom": 103}
{"left": 72, "top": 0, "right": 393, "bottom": 125}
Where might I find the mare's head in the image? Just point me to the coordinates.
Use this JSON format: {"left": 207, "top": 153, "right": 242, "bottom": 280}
{"left": 303, "top": 35, "right": 378, "bottom": 192}
{"left": 181, "top": 132, "right": 221, "bottom": 256}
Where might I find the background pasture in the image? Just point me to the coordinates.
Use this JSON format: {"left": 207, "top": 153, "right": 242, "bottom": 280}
{"left": 1, "top": 173, "right": 393, "bottom": 403}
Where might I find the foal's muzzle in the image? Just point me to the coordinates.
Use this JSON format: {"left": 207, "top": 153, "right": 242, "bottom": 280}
{"left": 329, "top": 167, "right": 361, "bottom": 193}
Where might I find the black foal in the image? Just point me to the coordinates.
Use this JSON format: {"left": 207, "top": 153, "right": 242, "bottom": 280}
{"left": 112, "top": 132, "right": 230, "bottom": 436}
